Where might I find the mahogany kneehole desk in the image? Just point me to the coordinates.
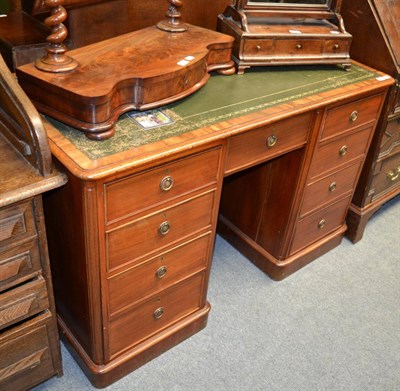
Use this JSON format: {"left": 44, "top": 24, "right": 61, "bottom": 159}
{"left": 41, "top": 62, "right": 393, "bottom": 387}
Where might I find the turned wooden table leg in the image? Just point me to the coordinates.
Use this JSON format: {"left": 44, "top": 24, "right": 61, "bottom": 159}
{"left": 157, "top": 0, "right": 188, "bottom": 32}
{"left": 35, "top": 0, "right": 78, "bottom": 73}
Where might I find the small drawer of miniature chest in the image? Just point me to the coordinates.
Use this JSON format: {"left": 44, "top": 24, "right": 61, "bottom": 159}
{"left": 104, "top": 148, "right": 221, "bottom": 224}
{"left": 0, "top": 240, "right": 41, "bottom": 292}
{"left": 0, "top": 276, "right": 48, "bottom": 331}
{"left": 320, "top": 93, "right": 384, "bottom": 141}
{"left": 0, "top": 200, "right": 37, "bottom": 246}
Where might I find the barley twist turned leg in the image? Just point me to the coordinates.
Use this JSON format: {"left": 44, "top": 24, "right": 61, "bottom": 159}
{"left": 35, "top": 0, "right": 78, "bottom": 72}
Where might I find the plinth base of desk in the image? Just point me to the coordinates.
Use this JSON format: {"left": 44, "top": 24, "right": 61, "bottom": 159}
{"left": 218, "top": 217, "right": 346, "bottom": 281}
{"left": 58, "top": 303, "right": 211, "bottom": 388}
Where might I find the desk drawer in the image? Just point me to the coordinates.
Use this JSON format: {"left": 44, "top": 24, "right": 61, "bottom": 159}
{"left": 0, "top": 313, "right": 56, "bottom": 390}
{"left": 291, "top": 195, "right": 351, "bottom": 255}
{"left": 108, "top": 273, "right": 204, "bottom": 359}
{"left": 320, "top": 93, "right": 383, "bottom": 141}
{"left": 225, "top": 112, "right": 311, "bottom": 174}
{"left": 0, "top": 200, "right": 36, "bottom": 246}
{"left": 371, "top": 153, "right": 400, "bottom": 201}
{"left": 106, "top": 191, "right": 215, "bottom": 271}
{"left": 309, "top": 126, "right": 372, "bottom": 179}
{"left": 105, "top": 148, "right": 220, "bottom": 224}
{"left": 300, "top": 161, "right": 362, "bottom": 217}
{"left": 108, "top": 233, "right": 211, "bottom": 316}
{"left": 0, "top": 240, "right": 41, "bottom": 293}
{"left": 0, "top": 276, "right": 48, "bottom": 331}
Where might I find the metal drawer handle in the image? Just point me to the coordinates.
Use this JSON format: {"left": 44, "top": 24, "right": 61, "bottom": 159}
{"left": 153, "top": 307, "right": 164, "bottom": 320}
{"left": 333, "top": 43, "right": 339, "bottom": 50}
{"left": 349, "top": 110, "right": 358, "bottom": 122}
{"left": 318, "top": 219, "right": 326, "bottom": 229}
{"left": 256, "top": 45, "right": 261, "bottom": 50}
{"left": 387, "top": 166, "right": 400, "bottom": 182}
{"left": 328, "top": 181, "right": 337, "bottom": 192}
{"left": 339, "top": 145, "right": 348, "bottom": 157}
{"left": 155, "top": 266, "right": 168, "bottom": 279}
{"left": 296, "top": 44, "right": 302, "bottom": 49}
{"left": 158, "top": 221, "right": 171, "bottom": 235}
{"left": 267, "top": 135, "right": 277, "bottom": 147}
{"left": 160, "top": 176, "right": 174, "bottom": 191}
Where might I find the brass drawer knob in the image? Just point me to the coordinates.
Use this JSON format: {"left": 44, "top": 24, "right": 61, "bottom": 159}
{"left": 387, "top": 166, "right": 400, "bottom": 182}
{"left": 153, "top": 307, "right": 164, "bottom": 320}
{"left": 296, "top": 43, "right": 302, "bottom": 49}
{"left": 158, "top": 221, "right": 171, "bottom": 235}
{"left": 328, "top": 181, "right": 337, "bottom": 192}
{"left": 349, "top": 110, "right": 358, "bottom": 122}
{"left": 266, "top": 135, "right": 277, "bottom": 147}
{"left": 339, "top": 145, "right": 348, "bottom": 157}
{"left": 155, "top": 266, "right": 168, "bottom": 279}
{"left": 160, "top": 176, "right": 174, "bottom": 191}
{"left": 256, "top": 45, "right": 261, "bottom": 51}
{"left": 318, "top": 219, "right": 326, "bottom": 229}
{"left": 333, "top": 43, "right": 339, "bottom": 50}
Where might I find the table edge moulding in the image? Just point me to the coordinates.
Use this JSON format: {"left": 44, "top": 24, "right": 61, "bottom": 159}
{"left": 0, "top": 53, "right": 67, "bottom": 390}
{"left": 39, "top": 59, "right": 393, "bottom": 387}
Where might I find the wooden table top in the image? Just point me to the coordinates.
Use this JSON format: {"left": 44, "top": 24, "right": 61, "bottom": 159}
{"left": 43, "top": 61, "right": 393, "bottom": 180}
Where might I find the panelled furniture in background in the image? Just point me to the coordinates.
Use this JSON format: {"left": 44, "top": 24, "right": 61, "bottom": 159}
{"left": 40, "top": 63, "right": 392, "bottom": 387}
{"left": 0, "top": 55, "right": 66, "bottom": 389}
{"left": 341, "top": 0, "right": 400, "bottom": 242}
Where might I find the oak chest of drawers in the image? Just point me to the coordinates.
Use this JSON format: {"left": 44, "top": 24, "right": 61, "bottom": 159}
{"left": 0, "top": 54, "right": 66, "bottom": 390}
{"left": 40, "top": 63, "right": 392, "bottom": 387}
{"left": 341, "top": 0, "right": 400, "bottom": 242}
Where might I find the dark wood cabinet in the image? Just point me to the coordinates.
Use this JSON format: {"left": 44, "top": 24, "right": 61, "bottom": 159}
{"left": 341, "top": 0, "right": 400, "bottom": 242}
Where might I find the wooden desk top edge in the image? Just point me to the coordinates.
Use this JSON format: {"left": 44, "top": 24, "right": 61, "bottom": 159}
{"left": 43, "top": 61, "right": 394, "bottom": 181}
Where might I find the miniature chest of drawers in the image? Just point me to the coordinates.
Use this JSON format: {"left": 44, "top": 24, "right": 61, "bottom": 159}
{"left": 40, "top": 62, "right": 392, "bottom": 387}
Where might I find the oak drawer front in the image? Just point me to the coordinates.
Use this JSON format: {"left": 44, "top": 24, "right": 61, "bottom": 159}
{"left": 300, "top": 162, "right": 362, "bottom": 217}
{"left": 108, "top": 273, "right": 204, "bottom": 358}
{"left": 225, "top": 112, "right": 311, "bottom": 174}
{"left": 0, "top": 240, "right": 41, "bottom": 293}
{"left": 321, "top": 93, "right": 383, "bottom": 141}
{"left": 291, "top": 195, "right": 351, "bottom": 255}
{"left": 106, "top": 191, "right": 215, "bottom": 272}
{"left": 370, "top": 154, "right": 400, "bottom": 201}
{"left": 379, "top": 117, "right": 400, "bottom": 158}
{"left": 0, "top": 200, "right": 36, "bottom": 246}
{"left": 274, "top": 39, "right": 322, "bottom": 57}
{"left": 0, "top": 314, "right": 55, "bottom": 389}
{"left": 309, "top": 126, "right": 372, "bottom": 179}
{"left": 105, "top": 148, "right": 220, "bottom": 224}
{"left": 0, "top": 276, "right": 48, "bottom": 331}
{"left": 108, "top": 233, "right": 211, "bottom": 316}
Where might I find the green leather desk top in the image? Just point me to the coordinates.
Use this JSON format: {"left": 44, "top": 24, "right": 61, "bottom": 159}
{"left": 46, "top": 64, "right": 380, "bottom": 161}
